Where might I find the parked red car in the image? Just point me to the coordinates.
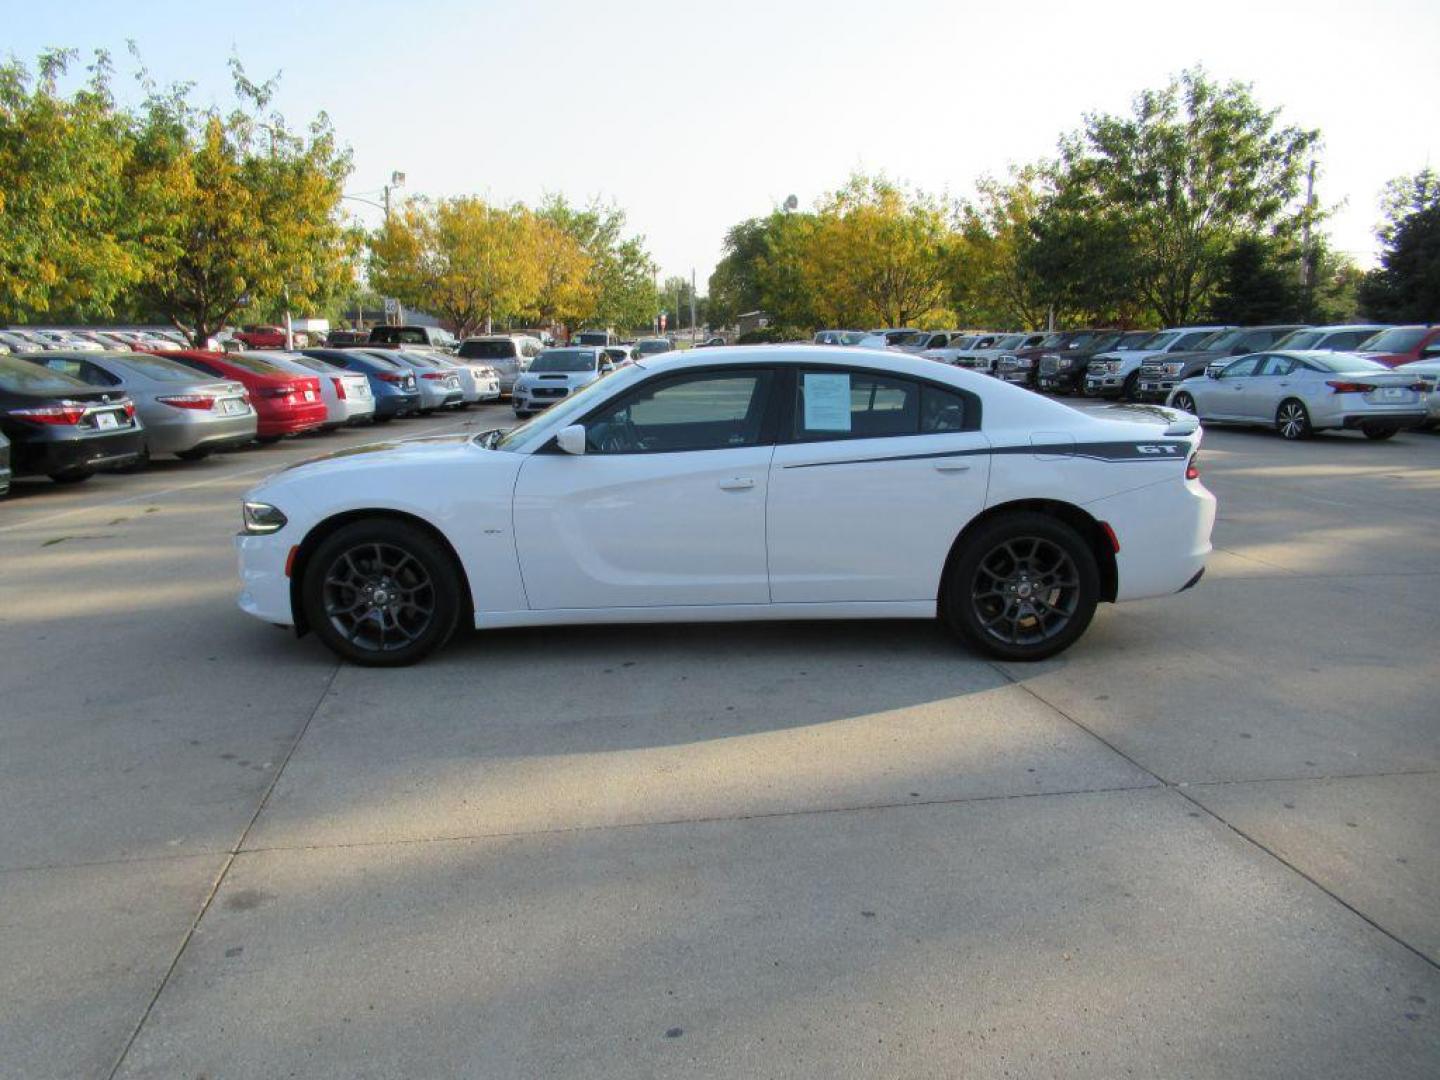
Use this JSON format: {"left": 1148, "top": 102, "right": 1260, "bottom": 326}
{"left": 1357, "top": 325, "right": 1440, "bottom": 367}
{"left": 235, "top": 325, "right": 287, "bottom": 349}
{"left": 167, "top": 351, "right": 326, "bottom": 441}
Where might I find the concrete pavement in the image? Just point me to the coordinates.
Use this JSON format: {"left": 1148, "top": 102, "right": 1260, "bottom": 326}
{"left": 1, "top": 407, "right": 1437, "bottom": 1078}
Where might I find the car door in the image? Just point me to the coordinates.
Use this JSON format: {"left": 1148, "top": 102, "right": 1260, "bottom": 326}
{"left": 1242, "top": 354, "right": 1301, "bottom": 421}
{"left": 1204, "top": 355, "right": 1261, "bottom": 419}
{"left": 767, "top": 367, "right": 990, "bottom": 603}
{"left": 512, "top": 367, "right": 777, "bottom": 609}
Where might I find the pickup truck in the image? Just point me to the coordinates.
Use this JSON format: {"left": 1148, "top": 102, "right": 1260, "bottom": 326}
{"left": 1134, "top": 325, "right": 1309, "bottom": 403}
{"left": 1084, "top": 326, "right": 1233, "bottom": 399}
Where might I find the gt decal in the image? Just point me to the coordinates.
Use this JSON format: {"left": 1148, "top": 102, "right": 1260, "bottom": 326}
{"left": 1135, "top": 444, "right": 1183, "bottom": 455}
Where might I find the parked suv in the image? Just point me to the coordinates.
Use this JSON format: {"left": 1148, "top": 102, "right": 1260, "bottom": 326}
{"left": 1134, "top": 325, "right": 1309, "bottom": 403}
{"left": 1084, "top": 326, "right": 1232, "bottom": 399}
{"left": 1271, "top": 324, "right": 1389, "bottom": 354}
{"left": 457, "top": 335, "right": 542, "bottom": 394}
{"left": 235, "top": 325, "right": 287, "bottom": 349}
{"left": 368, "top": 325, "right": 458, "bottom": 351}
{"left": 1355, "top": 325, "right": 1440, "bottom": 368}
{"left": 1037, "top": 331, "right": 1154, "bottom": 395}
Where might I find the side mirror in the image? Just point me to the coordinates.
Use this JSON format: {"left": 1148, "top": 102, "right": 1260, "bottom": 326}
{"left": 1206, "top": 367, "right": 1221, "bottom": 379}
{"left": 1422, "top": 344, "right": 1440, "bottom": 359}
{"left": 600, "top": 362, "right": 615, "bottom": 374}
{"left": 556, "top": 424, "right": 587, "bottom": 455}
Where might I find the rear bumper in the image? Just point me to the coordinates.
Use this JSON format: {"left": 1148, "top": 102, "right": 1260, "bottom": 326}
{"left": 1338, "top": 412, "right": 1427, "bottom": 431}
{"left": 11, "top": 428, "right": 146, "bottom": 476}
{"left": 256, "top": 404, "right": 328, "bottom": 437}
{"left": 1084, "top": 478, "right": 1216, "bottom": 601}
{"left": 144, "top": 411, "right": 258, "bottom": 454}
{"left": 373, "top": 392, "right": 421, "bottom": 418}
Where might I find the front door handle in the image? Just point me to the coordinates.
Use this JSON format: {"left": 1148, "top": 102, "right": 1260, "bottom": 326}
{"left": 718, "top": 477, "right": 755, "bottom": 491}
{"left": 934, "top": 463, "right": 972, "bottom": 473}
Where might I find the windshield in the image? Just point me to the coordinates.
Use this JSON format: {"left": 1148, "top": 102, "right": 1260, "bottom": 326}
{"left": 574, "top": 332, "right": 609, "bottom": 345}
{"left": 635, "top": 339, "right": 672, "bottom": 355}
{"left": 530, "top": 349, "right": 597, "bottom": 373}
{"left": 1312, "top": 352, "right": 1389, "bottom": 372}
{"left": 221, "top": 354, "right": 289, "bottom": 375}
{"left": 1143, "top": 331, "right": 1180, "bottom": 350}
{"left": 1038, "top": 333, "right": 1068, "bottom": 348}
{"left": 494, "top": 364, "right": 647, "bottom": 452}
{"left": 1273, "top": 330, "right": 1322, "bottom": 350}
{"left": 1116, "top": 332, "right": 1156, "bottom": 350}
{"left": 0, "top": 355, "right": 91, "bottom": 393}
{"left": 1359, "top": 327, "right": 1427, "bottom": 353}
{"left": 1201, "top": 329, "right": 1247, "bottom": 351}
{"left": 994, "top": 334, "right": 1025, "bottom": 349}
{"left": 369, "top": 327, "right": 432, "bottom": 345}
{"left": 118, "top": 354, "right": 221, "bottom": 382}
{"left": 458, "top": 339, "right": 517, "bottom": 360}
{"left": 286, "top": 355, "right": 342, "bottom": 374}
{"left": 1175, "top": 330, "right": 1221, "bottom": 350}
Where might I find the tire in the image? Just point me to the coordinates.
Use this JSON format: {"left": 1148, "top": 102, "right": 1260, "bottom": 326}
{"left": 48, "top": 469, "right": 94, "bottom": 484}
{"left": 943, "top": 512, "right": 1100, "bottom": 662}
{"left": 175, "top": 446, "right": 212, "bottom": 462}
{"left": 1362, "top": 426, "right": 1398, "bottom": 441}
{"left": 1121, "top": 371, "right": 1140, "bottom": 401}
{"left": 256, "top": 435, "right": 282, "bottom": 445}
{"left": 1275, "top": 399, "right": 1312, "bottom": 440}
{"left": 1171, "top": 391, "right": 1196, "bottom": 415}
{"left": 373, "top": 414, "right": 394, "bottom": 424}
{"left": 513, "top": 410, "right": 529, "bottom": 419}
{"left": 302, "top": 519, "right": 463, "bottom": 667}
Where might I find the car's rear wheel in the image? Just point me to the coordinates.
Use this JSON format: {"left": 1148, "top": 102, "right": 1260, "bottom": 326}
{"left": 943, "top": 512, "right": 1099, "bottom": 661}
{"left": 1362, "top": 425, "right": 1398, "bottom": 441}
{"left": 1171, "top": 391, "right": 1196, "bottom": 414}
{"left": 1276, "top": 399, "right": 1312, "bottom": 440}
{"left": 302, "top": 519, "right": 462, "bottom": 667}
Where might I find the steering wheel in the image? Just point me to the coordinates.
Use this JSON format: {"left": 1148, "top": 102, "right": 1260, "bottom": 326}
{"left": 593, "top": 419, "right": 641, "bottom": 453}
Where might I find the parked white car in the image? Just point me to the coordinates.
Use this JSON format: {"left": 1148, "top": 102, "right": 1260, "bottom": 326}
{"left": 1167, "top": 351, "right": 1428, "bottom": 440}
{"left": 511, "top": 346, "right": 614, "bottom": 418}
{"left": 426, "top": 353, "right": 501, "bottom": 404}
{"left": 260, "top": 351, "right": 376, "bottom": 428}
{"left": 457, "top": 335, "right": 541, "bottom": 394}
{"left": 236, "top": 345, "right": 1216, "bottom": 667}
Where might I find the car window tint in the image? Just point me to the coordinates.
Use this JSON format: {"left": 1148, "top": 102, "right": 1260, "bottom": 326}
{"left": 1222, "top": 357, "right": 1260, "bottom": 378}
{"left": 175, "top": 357, "right": 225, "bottom": 378}
{"left": 1258, "top": 355, "right": 1299, "bottom": 376}
{"left": 794, "top": 371, "right": 919, "bottom": 441}
{"left": 920, "top": 385, "right": 969, "bottom": 432}
{"left": 585, "top": 371, "right": 772, "bottom": 454}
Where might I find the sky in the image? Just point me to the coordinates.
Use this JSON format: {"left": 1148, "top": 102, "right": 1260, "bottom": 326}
{"left": 5, "top": 0, "right": 1438, "bottom": 290}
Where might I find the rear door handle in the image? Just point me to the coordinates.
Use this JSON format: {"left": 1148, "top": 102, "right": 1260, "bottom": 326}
{"left": 718, "top": 477, "right": 755, "bottom": 491}
{"left": 934, "top": 463, "right": 972, "bottom": 473}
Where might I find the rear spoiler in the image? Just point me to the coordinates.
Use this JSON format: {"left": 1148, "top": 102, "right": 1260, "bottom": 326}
{"left": 1092, "top": 402, "right": 1199, "bottom": 438}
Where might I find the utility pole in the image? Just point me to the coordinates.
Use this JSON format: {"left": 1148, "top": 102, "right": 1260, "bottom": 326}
{"left": 1300, "top": 159, "right": 1316, "bottom": 298}
{"left": 690, "top": 268, "right": 698, "bottom": 345}
{"left": 383, "top": 170, "right": 406, "bottom": 223}
{"left": 675, "top": 280, "right": 682, "bottom": 342}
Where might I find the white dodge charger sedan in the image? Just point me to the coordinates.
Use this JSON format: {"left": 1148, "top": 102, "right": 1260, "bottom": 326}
{"left": 236, "top": 347, "right": 1216, "bottom": 666}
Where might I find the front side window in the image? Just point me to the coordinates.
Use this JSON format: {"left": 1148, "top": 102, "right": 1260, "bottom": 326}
{"left": 1221, "top": 357, "right": 1260, "bottom": 378}
{"left": 584, "top": 370, "right": 773, "bottom": 454}
{"left": 1256, "top": 355, "right": 1299, "bottom": 377}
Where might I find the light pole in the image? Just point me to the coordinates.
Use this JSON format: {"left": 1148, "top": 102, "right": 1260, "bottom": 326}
{"left": 342, "top": 170, "right": 406, "bottom": 224}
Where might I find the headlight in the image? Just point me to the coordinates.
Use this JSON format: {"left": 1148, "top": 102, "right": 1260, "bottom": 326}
{"left": 242, "top": 501, "right": 288, "bottom": 535}
{"left": 1164, "top": 362, "right": 1184, "bottom": 375}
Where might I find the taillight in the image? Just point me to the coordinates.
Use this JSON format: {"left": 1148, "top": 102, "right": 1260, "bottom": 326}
{"left": 421, "top": 372, "right": 446, "bottom": 381}
{"left": 376, "top": 371, "right": 402, "bottom": 384}
{"left": 122, "top": 400, "right": 135, "bottom": 418}
{"left": 1326, "top": 381, "right": 1376, "bottom": 393}
{"left": 258, "top": 384, "right": 298, "bottom": 399}
{"left": 1408, "top": 382, "right": 1427, "bottom": 393}
{"left": 332, "top": 376, "right": 346, "bottom": 399}
{"left": 157, "top": 394, "right": 215, "bottom": 410}
{"left": 12, "top": 404, "right": 87, "bottom": 425}
{"left": 1186, "top": 454, "right": 1200, "bottom": 481}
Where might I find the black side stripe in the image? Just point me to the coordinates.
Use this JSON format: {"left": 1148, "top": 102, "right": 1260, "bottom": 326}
{"left": 783, "top": 441, "right": 1189, "bottom": 469}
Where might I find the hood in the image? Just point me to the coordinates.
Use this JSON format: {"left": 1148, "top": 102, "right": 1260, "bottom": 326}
{"left": 278, "top": 433, "right": 477, "bottom": 475}
{"left": 1087, "top": 402, "right": 1199, "bottom": 436}
{"left": 518, "top": 370, "right": 597, "bottom": 386}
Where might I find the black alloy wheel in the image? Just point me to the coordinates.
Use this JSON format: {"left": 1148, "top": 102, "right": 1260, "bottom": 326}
{"left": 302, "top": 519, "right": 462, "bottom": 666}
{"left": 1276, "top": 399, "right": 1312, "bottom": 440}
{"left": 944, "top": 512, "right": 1099, "bottom": 661}
{"left": 1171, "top": 391, "right": 1196, "bottom": 414}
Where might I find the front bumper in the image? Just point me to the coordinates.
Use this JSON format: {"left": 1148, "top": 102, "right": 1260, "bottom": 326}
{"left": 1084, "top": 373, "right": 1129, "bottom": 398}
{"left": 236, "top": 532, "right": 295, "bottom": 626}
{"left": 1134, "top": 380, "right": 1174, "bottom": 403}
{"left": 1036, "top": 368, "right": 1084, "bottom": 394}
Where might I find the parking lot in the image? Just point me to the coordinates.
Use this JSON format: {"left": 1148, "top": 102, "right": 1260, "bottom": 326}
{"left": 2, "top": 404, "right": 1438, "bottom": 1079}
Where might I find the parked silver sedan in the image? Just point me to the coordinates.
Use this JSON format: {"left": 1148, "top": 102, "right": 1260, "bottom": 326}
{"left": 1167, "top": 350, "right": 1429, "bottom": 441}
{"left": 370, "top": 350, "right": 463, "bottom": 413}
{"left": 253, "top": 351, "right": 375, "bottom": 428}
{"left": 25, "top": 351, "right": 256, "bottom": 460}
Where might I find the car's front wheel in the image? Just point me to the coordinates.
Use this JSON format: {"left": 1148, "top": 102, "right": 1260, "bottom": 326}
{"left": 1171, "top": 391, "right": 1197, "bottom": 414}
{"left": 301, "top": 519, "right": 463, "bottom": 666}
{"left": 943, "top": 512, "right": 1099, "bottom": 661}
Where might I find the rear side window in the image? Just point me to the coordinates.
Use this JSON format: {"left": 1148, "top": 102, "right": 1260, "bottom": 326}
{"left": 458, "top": 340, "right": 517, "bottom": 360}
{"left": 42, "top": 358, "right": 118, "bottom": 385}
{"left": 117, "top": 355, "right": 210, "bottom": 382}
{"left": 172, "top": 356, "right": 226, "bottom": 378}
{"left": 795, "top": 371, "right": 917, "bottom": 440}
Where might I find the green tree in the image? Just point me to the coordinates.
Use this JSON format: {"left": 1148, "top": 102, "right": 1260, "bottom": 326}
{"left": 951, "top": 166, "right": 1053, "bottom": 328}
{"left": 1051, "top": 68, "right": 1319, "bottom": 325}
{"left": 0, "top": 49, "right": 146, "bottom": 322}
{"left": 707, "top": 217, "right": 771, "bottom": 327}
{"left": 135, "top": 59, "right": 356, "bottom": 343}
{"left": 370, "top": 197, "right": 540, "bottom": 337}
{"left": 536, "top": 195, "right": 658, "bottom": 332}
{"left": 1358, "top": 168, "right": 1440, "bottom": 322}
{"left": 1205, "top": 236, "right": 1303, "bottom": 324}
